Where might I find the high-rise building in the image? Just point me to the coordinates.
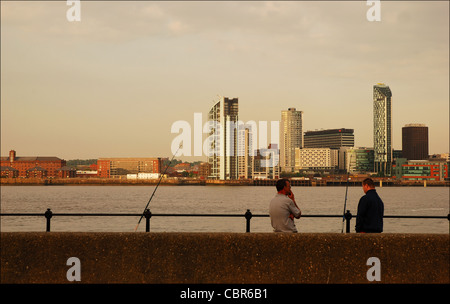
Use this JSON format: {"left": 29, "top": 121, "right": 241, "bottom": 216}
{"left": 237, "top": 124, "right": 253, "bottom": 179}
{"left": 207, "top": 96, "right": 239, "bottom": 180}
{"left": 304, "top": 128, "right": 354, "bottom": 149}
{"left": 280, "top": 108, "right": 303, "bottom": 173}
{"left": 373, "top": 83, "right": 393, "bottom": 175}
{"left": 402, "top": 124, "right": 429, "bottom": 160}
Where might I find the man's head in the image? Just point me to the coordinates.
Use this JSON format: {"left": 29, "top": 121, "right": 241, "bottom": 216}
{"left": 276, "top": 178, "right": 291, "bottom": 194}
{"left": 362, "top": 178, "right": 375, "bottom": 193}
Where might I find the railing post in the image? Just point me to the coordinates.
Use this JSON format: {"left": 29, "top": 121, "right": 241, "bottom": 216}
{"left": 344, "top": 210, "right": 352, "bottom": 233}
{"left": 447, "top": 213, "right": 449, "bottom": 234}
{"left": 44, "top": 208, "right": 53, "bottom": 232}
{"left": 245, "top": 209, "right": 252, "bottom": 233}
{"left": 144, "top": 209, "right": 152, "bottom": 232}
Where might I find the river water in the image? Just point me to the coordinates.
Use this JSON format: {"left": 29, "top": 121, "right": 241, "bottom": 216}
{"left": 1, "top": 185, "right": 448, "bottom": 233}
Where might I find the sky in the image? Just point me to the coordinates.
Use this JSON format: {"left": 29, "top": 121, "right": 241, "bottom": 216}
{"left": 1, "top": 1, "right": 449, "bottom": 161}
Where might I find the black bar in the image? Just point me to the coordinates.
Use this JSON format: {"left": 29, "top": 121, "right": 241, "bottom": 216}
{"left": 245, "top": 209, "right": 252, "bottom": 233}
{"left": 344, "top": 210, "right": 352, "bottom": 233}
{"left": 44, "top": 208, "right": 52, "bottom": 232}
{"left": 144, "top": 209, "right": 152, "bottom": 232}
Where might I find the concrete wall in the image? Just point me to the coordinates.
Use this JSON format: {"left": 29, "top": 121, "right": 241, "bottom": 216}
{"left": 1, "top": 232, "right": 448, "bottom": 284}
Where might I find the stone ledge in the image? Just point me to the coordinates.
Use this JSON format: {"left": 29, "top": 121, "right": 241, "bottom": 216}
{"left": 1, "top": 232, "right": 448, "bottom": 284}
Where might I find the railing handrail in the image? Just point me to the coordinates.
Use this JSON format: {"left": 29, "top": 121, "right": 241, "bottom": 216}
{"left": 1, "top": 209, "right": 449, "bottom": 233}
{"left": 0, "top": 212, "right": 447, "bottom": 219}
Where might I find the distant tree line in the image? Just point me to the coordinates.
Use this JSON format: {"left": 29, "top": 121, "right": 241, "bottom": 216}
{"left": 162, "top": 159, "right": 204, "bottom": 168}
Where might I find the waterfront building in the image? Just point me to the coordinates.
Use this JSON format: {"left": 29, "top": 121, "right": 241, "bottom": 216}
{"left": 340, "top": 147, "right": 375, "bottom": 173}
{"left": 295, "top": 147, "right": 338, "bottom": 172}
{"left": 393, "top": 159, "right": 448, "bottom": 181}
{"left": 26, "top": 167, "right": 47, "bottom": 178}
{"left": 237, "top": 124, "right": 253, "bottom": 179}
{"left": 373, "top": 83, "right": 393, "bottom": 175}
{"left": 430, "top": 153, "right": 450, "bottom": 162}
{"left": 207, "top": 96, "right": 239, "bottom": 180}
{"left": 0, "top": 150, "right": 66, "bottom": 178}
{"left": 76, "top": 170, "right": 98, "bottom": 178}
{"left": 0, "top": 166, "right": 19, "bottom": 178}
{"left": 57, "top": 166, "right": 77, "bottom": 178}
{"left": 252, "top": 144, "right": 280, "bottom": 180}
{"left": 393, "top": 149, "right": 403, "bottom": 161}
{"left": 198, "top": 162, "right": 211, "bottom": 179}
{"left": 97, "top": 157, "right": 162, "bottom": 178}
{"left": 173, "top": 162, "right": 191, "bottom": 172}
{"left": 304, "top": 128, "right": 354, "bottom": 149}
{"left": 402, "top": 124, "right": 429, "bottom": 160}
{"left": 280, "top": 108, "right": 303, "bottom": 173}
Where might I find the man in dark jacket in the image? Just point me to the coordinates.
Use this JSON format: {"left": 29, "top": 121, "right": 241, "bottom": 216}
{"left": 355, "top": 178, "right": 384, "bottom": 233}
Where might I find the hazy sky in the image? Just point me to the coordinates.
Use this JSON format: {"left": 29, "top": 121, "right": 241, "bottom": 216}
{"left": 1, "top": 1, "right": 449, "bottom": 161}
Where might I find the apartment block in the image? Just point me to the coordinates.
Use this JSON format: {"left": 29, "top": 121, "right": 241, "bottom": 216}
{"left": 97, "top": 157, "right": 162, "bottom": 178}
{"left": 304, "top": 128, "right": 354, "bottom": 149}
{"left": 295, "top": 148, "right": 338, "bottom": 171}
{"left": 280, "top": 108, "right": 303, "bottom": 173}
{"left": 373, "top": 83, "right": 393, "bottom": 175}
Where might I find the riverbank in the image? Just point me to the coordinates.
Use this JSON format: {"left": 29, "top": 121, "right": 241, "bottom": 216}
{"left": 1, "top": 177, "right": 448, "bottom": 187}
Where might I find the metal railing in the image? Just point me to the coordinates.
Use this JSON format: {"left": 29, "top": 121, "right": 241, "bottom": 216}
{"left": 1, "top": 208, "right": 449, "bottom": 233}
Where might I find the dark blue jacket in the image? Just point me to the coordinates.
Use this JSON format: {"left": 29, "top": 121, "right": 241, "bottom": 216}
{"left": 355, "top": 189, "right": 384, "bottom": 233}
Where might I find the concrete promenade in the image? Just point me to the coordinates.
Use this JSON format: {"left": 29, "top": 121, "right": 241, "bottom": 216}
{"left": 1, "top": 232, "right": 448, "bottom": 284}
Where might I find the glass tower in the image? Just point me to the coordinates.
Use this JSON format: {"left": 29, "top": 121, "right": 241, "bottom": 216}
{"left": 280, "top": 108, "right": 303, "bottom": 173}
{"left": 373, "top": 83, "right": 392, "bottom": 176}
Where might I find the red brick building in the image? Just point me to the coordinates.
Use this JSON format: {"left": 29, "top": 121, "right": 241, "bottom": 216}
{"left": 0, "top": 166, "right": 19, "bottom": 178}
{"left": 26, "top": 167, "right": 48, "bottom": 178}
{"left": 0, "top": 150, "right": 66, "bottom": 178}
{"left": 57, "top": 166, "right": 77, "bottom": 178}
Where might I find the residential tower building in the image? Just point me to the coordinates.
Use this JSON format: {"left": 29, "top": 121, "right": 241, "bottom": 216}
{"left": 207, "top": 96, "right": 239, "bottom": 180}
{"left": 280, "top": 108, "right": 303, "bottom": 173}
{"left": 373, "top": 83, "right": 393, "bottom": 175}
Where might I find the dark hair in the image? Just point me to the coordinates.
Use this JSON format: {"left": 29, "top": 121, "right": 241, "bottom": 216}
{"left": 276, "top": 178, "right": 289, "bottom": 192}
{"left": 362, "top": 178, "right": 375, "bottom": 188}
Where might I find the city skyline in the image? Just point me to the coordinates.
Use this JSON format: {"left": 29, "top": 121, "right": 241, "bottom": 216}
{"left": 1, "top": 1, "right": 449, "bottom": 160}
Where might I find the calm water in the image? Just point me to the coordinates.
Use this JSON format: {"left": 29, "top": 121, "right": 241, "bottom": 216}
{"left": 1, "top": 185, "right": 448, "bottom": 233}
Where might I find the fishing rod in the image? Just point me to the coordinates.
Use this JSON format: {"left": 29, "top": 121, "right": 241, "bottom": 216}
{"left": 341, "top": 154, "right": 352, "bottom": 233}
{"left": 134, "top": 143, "right": 182, "bottom": 232}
